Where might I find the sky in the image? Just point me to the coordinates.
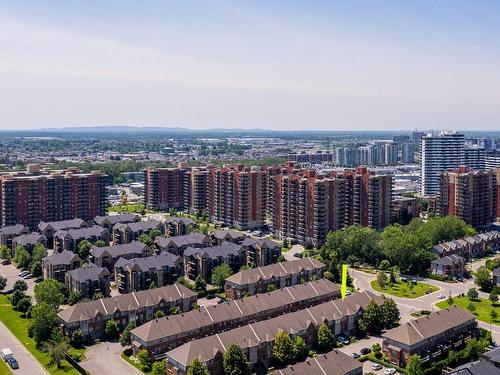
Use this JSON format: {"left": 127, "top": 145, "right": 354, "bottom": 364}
{"left": 1, "top": 1, "right": 500, "bottom": 131}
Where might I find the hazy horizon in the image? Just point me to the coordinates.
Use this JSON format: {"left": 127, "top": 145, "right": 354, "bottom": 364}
{"left": 1, "top": 1, "right": 500, "bottom": 131}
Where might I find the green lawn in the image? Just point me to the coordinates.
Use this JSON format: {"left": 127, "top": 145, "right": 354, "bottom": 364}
{"left": 0, "top": 357, "right": 11, "bottom": 375}
{"left": 120, "top": 351, "right": 150, "bottom": 374}
{"left": 371, "top": 279, "right": 439, "bottom": 298}
{"left": 0, "top": 295, "right": 81, "bottom": 375}
{"left": 436, "top": 296, "right": 500, "bottom": 326}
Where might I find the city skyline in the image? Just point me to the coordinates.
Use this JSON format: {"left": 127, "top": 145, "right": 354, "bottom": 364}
{"left": 1, "top": 1, "right": 500, "bottom": 131}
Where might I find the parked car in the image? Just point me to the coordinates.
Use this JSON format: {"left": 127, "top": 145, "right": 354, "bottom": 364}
{"left": 22, "top": 273, "right": 32, "bottom": 279}
{"left": 437, "top": 294, "right": 446, "bottom": 299}
{"left": 456, "top": 275, "right": 463, "bottom": 282}
{"left": 1, "top": 259, "right": 10, "bottom": 265}
{"left": 360, "top": 348, "right": 371, "bottom": 355}
{"left": 293, "top": 253, "right": 303, "bottom": 259}
{"left": 372, "top": 363, "right": 383, "bottom": 370}
{"left": 8, "top": 358, "right": 19, "bottom": 369}
{"left": 351, "top": 352, "right": 360, "bottom": 359}
{"left": 18, "top": 271, "right": 29, "bottom": 277}
{"left": 384, "top": 369, "right": 396, "bottom": 375}
{"left": 337, "top": 336, "right": 349, "bottom": 345}
{"left": 1, "top": 348, "right": 13, "bottom": 361}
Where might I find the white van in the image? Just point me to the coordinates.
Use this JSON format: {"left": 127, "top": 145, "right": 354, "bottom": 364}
{"left": 1, "top": 348, "right": 13, "bottom": 361}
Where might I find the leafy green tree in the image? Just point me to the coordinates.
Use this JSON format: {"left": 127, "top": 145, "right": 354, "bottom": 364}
{"left": 154, "top": 310, "right": 165, "bottom": 319}
{"left": 169, "top": 307, "right": 180, "bottom": 315}
{"left": 34, "top": 279, "right": 65, "bottom": 309}
{"left": 211, "top": 263, "right": 233, "bottom": 291}
{"left": 13, "top": 279, "right": 28, "bottom": 292}
{"left": 194, "top": 276, "right": 207, "bottom": 293}
{"left": 465, "top": 339, "right": 485, "bottom": 360}
{"left": 43, "top": 338, "right": 70, "bottom": 368}
{"left": 137, "top": 349, "right": 152, "bottom": 370}
{"left": 0, "top": 275, "right": 6, "bottom": 291}
{"left": 317, "top": 323, "right": 334, "bottom": 351}
{"left": 104, "top": 320, "right": 119, "bottom": 340}
{"left": 16, "top": 297, "right": 32, "bottom": 313}
{"left": 406, "top": 354, "right": 423, "bottom": 375}
{"left": 490, "top": 292, "right": 499, "bottom": 303}
{"left": 10, "top": 290, "right": 26, "bottom": 307}
{"left": 467, "top": 302, "right": 476, "bottom": 312}
{"left": 70, "top": 329, "right": 84, "bottom": 348}
{"left": 475, "top": 266, "right": 492, "bottom": 291}
{"left": 187, "top": 358, "right": 210, "bottom": 375}
{"left": 149, "top": 281, "right": 157, "bottom": 289}
{"left": 467, "top": 288, "right": 478, "bottom": 300}
{"left": 377, "top": 271, "right": 387, "bottom": 289}
{"left": 138, "top": 233, "right": 153, "bottom": 246}
{"left": 29, "top": 302, "right": 58, "bottom": 345}
{"left": 77, "top": 240, "right": 93, "bottom": 260}
{"left": 267, "top": 284, "right": 277, "bottom": 292}
{"left": 358, "top": 300, "right": 383, "bottom": 334}
{"left": 372, "top": 343, "right": 381, "bottom": 352}
{"left": 149, "top": 228, "right": 162, "bottom": 239}
{"left": 447, "top": 296, "right": 454, "bottom": 306}
{"left": 95, "top": 240, "right": 106, "bottom": 247}
{"left": 272, "top": 331, "right": 296, "bottom": 367}
{"left": 68, "top": 291, "right": 82, "bottom": 305}
{"left": 490, "top": 309, "right": 498, "bottom": 322}
{"left": 0, "top": 245, "right": 12, "bottom": 259}
{"left": 152, "top": 360, "right": 166, "bottom": 375}
{"left": 293, "top": 336, "right": 308, "bottom": 361}
{"left": 14, "top": 246, "right": 31, "bottom": 269}
{"left": 120, "top": 321, "right": 136, "bottom": 346}
{"left": 379, "top": 259, "right": 390, "bottom": 270}
{"left": 223, "top": 344, "right": 249, "bottom": 375}
{"left": 380, "top": 298, "right": 400, "bottom": 327}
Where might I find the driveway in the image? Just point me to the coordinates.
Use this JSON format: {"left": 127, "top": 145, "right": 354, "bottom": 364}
{"left": 337, "top": 335, "right": 382, "bottom": 357}
{"left": 0, "top": 322, "right": 48, "bottom": 375}
{"left": 80, "top": 341, "right": 142, "bottom": 375}
{"left": 283, "top": 245, "right": 304, "bottom": 261}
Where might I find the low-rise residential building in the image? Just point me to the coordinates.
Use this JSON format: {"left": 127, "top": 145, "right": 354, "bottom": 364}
{"left": 494, "top": 267, "right": 500, "bottom": 287}
{"left": 432, "top": 231, "right": 500, "bottom": 259}
{"left": 57, "top": 283, "right": 197, "bottom": 339}
{"left": 183, "top": 243, "right": 244, "bottom": 280}
{"left": 0, "top": 224, "right": 29, "bottom": 249}
{"left": 165, "top": 217, "right": 197, "bottom": 237}
{"left": 38, "top": 219, "right": 87, "bottom": 249}
{"left": 131, "top": 279, "right": 342, "bottom": 357}
{"left": 154, "top": 233, "right": 211, "bottom": 256}
{"left": 164, "top": 291, "right": 381, "bottom": 372}
{"left": 276, "top": 350, "right": 363, "bottom": 375}
{"left": 42, "top": 251, "right": 82, "bottom": 282}
{"left": 211, "top": 229, "right": 246, "bottom": 245}
{"left": 443, "top": 359, "right": 500, "bottom": 375}
{"left": 112, "top": 219, "right": 163, "bottom": 244}
{"left": 382, "top": 306, "right": 477, "bottom": 366}
{"left": 483, "top": 346, "right": 500, "bottom": 369}
{"left": 225, "top": 257, "right": 326, "bottom": 299}
{"left": 65, "top": 263, "right": 111, "bottom": 299}
{"left": 54, "top": 225, "right": 110, "bottom": 252}
{"left": 94, "top": 213, "right": 140, "bottom": 231}
{"left": 12, "top": 232, "right": 46, "bottom": 254}
{"left": 115, "top": 252, "right": 182, "bottom": 293}
{"left": 241, "top": 238, "right": 281, "bottom": 267}
{"left": 430, "top": 254, "right": 466, "bottom": 277}
{"left": 90, "top": 241, "right": 150, "bottom": 270}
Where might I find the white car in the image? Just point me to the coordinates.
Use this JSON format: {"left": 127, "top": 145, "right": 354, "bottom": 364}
{"left": 384, "top": 369, "right": 396, "bottom": 375}
{"left": 437, "top": 294, "right": 446, "bottom": 299}
{"left": 372, "top": 363, "right": 383, "bottom": 370}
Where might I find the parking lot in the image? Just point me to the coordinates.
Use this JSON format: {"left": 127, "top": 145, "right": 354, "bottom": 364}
{"left": 0, "top": 262, "right": 38, "bottom": 296}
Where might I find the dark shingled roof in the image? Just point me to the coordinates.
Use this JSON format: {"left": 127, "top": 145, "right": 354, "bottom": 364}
{"left": 431, "top": 254, "right": 465, "bottom": 266}
{"left": 42, "top": 251, "right": 81, "bottom": 266}
{"left": 277, "top": 350, "right": 363, "bottom": 375}
{"left": 55, "top": 225, "right": 108, "bottom": 240}
{"left": 241, "top": 237, "right": 280, "bottom": 248}
{"left": 211, "top": 229, "right": 246, "bottom": 240}
{"left": 94, "top": 214, "right": 140, "bottom": 226}
{"left": 90, "top": 241, "right": 148, "bottom": 259}
{"left": 112, "top": 219, "right": 162, "bottom": 233}
{"left": 114, "top": 252, "right": 180, "bottom": 272}
{"left": 183, "top": 243, "right": 243, "bottom": 260}
{"left": 448, "top": 360, "right": 500, "bottom": 375}
{"left": 0, "top": 224, "right": 28, "bottom": 236}
{"left": 38, "top": 219, "right": 86, "bottom": 232}
{"left": 155, "top": 233, "right": 209, "bottom": 248}
{"left": 13, "top": 232, "right": 46, "bottom": 246}
{"left": 66, "top": 263, "right": 109, "bottom": 282}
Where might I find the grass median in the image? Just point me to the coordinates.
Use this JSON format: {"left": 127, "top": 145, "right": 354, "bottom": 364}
{"left": 0, "top": 294, "right": 80, "bottom": 375}
{"left": 371, "top": 279, "right": 438, "bottom": 298}
{"left": 436, "top": 296, "right": 499, "bottom": 326}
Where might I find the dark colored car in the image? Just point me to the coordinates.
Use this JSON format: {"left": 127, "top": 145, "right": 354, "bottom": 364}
{"left": 351, "top": 352, "right": 360, "bottom": 359}
{"left": 293, "top": 253, "right": 303, "bottom": 259}
{"left": 8, "top": 358, "right": 19, "bottom": 369}
{"left": 360, "top": 348, "right": 371, "bottom": 355}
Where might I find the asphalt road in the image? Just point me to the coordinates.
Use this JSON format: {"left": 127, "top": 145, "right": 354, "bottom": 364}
{"left": 0, "top": 322, "right": 47, "bottom": 375}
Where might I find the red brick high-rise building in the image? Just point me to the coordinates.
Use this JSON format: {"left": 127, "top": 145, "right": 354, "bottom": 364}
{"left": 143, "top": 164, "right": 189, "bottom": 211}
{"left": 439, "top": 166, "right": 498, "bottom": 228}
{"left": 0, "top": 166, "right": 108, "bottom": 230}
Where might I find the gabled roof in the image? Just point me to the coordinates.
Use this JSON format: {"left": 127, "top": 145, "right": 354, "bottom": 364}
{"left": 155, "top": 233, "right": 209, "bottom": 248}
{"left": 39, "top": 219, "right": 86, "bottom": 232}
{"left": 55, "top": 225, "right": 108, "bottom": 241}
{"left": 0, "top": 224, "right": 28, "bottom": 236}
{"left": 115, "top": 252, "right": 180, "bottom": 272}
{"left": 94, "top": 214, "right": 140, "bottom": 226}
{"left": 165, "top": 291, "right": 380, "bottom": 366}
{"left": 13, "top": 232, "right": 46, "bottom": 246}
{"left": 448, "top": 359, "right": 500, "bottom": 375}
{"left": 66, "top": 263, "right": 109, "bottom": 282}
{"left": 113, "top": 220, "right": 161, "bottom": 233}
{"left": 241, "top": 237, "right": 280, "bottom": 249}
{"left": 42, "top": 251, "right": 81, "bottom": 266}
{"left": 211, "top": 229, "right": 246, "bottom": 241}
{"left": 225, "top": 257, "right": 326, "bottom": 286}
{"left": 90, "top": 241, "right": 148, "bottom": 259}
{"left": 131, "top": 279, "right": 342, "bottom": 343}
{"left": 183, "top": 243, "right": 243, "bottom": 260}
{"left": 58, "top": 283, "right": 196, "bottom": 324}
{"left": 431, "top": 254, "right": 465, "bottom": 266}
{"left": 382, "top": 306, "right": 475, "bottom": 346}
{"left": 277, "top": 350, "right": 362, "bottom": 375}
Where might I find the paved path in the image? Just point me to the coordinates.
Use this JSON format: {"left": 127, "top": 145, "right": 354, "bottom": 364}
{"left": 0, "top": 322, "right": 47, "bottom": 375}
{"left": 81, "top": 341, "right": 142, "bottom": 375}
{"left": 283, "top": 244, "right": 304, "bottom": 261}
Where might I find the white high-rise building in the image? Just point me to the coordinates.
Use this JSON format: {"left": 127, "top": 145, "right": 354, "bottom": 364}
{"left": 383, "top": 143, "right": 399, "bottom": 165}
{"left": 420, "top": 131, "right": 465, "bottom": 196}
{"left": 401, "top": 141, "right": 415, "bottom": 164}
